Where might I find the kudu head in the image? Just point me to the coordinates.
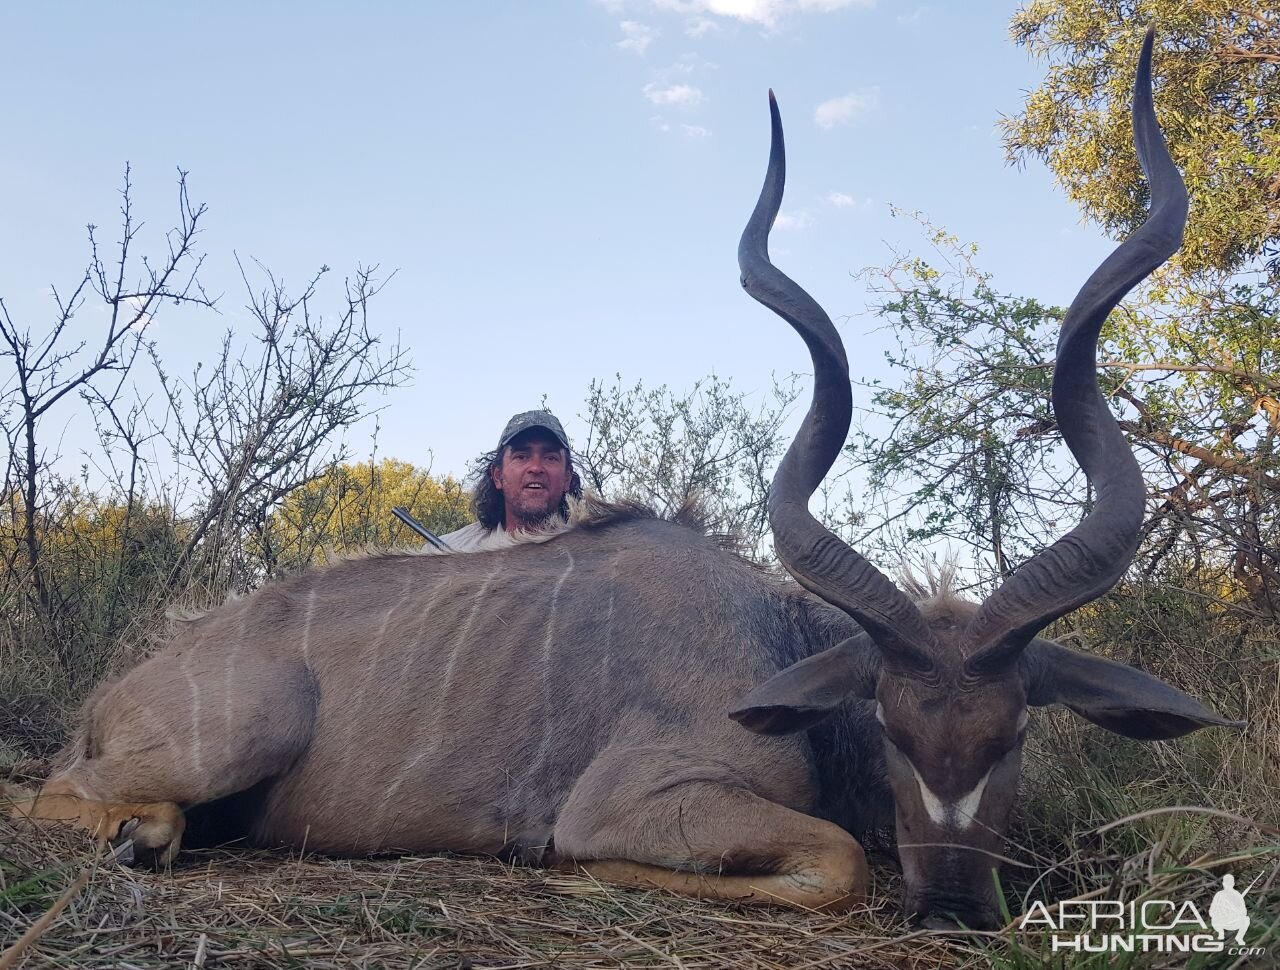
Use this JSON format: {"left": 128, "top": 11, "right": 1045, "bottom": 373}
{"left": 729, "top": 29, "right": 1242, "bottom": 931}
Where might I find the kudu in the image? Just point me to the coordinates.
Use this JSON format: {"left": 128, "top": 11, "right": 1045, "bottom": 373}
{"left": 8, "top": 30, "right": 1239, "bottom": 930}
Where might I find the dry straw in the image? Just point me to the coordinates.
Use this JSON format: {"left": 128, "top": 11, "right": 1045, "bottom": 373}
{"left": 3, "top": 802, "right": 1276, "bottom": 969}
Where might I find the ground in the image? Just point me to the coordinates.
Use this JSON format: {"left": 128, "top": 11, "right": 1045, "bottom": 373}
{"left": 1, "top": 815, "right": 968, "bottom": 970}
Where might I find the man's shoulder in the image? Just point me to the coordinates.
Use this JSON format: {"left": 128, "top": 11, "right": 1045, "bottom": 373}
{"left": 438, "top": 521, "right": 502, "bottom": 552}
{"left": 435, "top": 514, "right": 581, "bottom": 555}
{"left": 440, "top": 522, "right": 488, "bottom": 543}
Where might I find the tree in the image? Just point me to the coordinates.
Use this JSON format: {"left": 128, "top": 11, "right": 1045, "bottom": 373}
{"left": 1004, "top": 1, "right": 1279, "bottom": 281}
{"left": 0, "top": 486, "right": 186, "bottom": 673}
{"left": 848, "top": 222, "right": 1063, "bottom": 577}
{"left": 575, "top": 374, "right": 814, "bottom": 556}
{"left": 0, "top": 170, "right": 410, "bottom": 667}
{"left": 264, "top": 458, "right": 470, "bottom": 572}
{"left": 0, "top": 168, "right": 212, "bottom": 663}
{"left": 1001, "top": 5, "right": 1280, "bottom": 612}
{"left": 154, "top": 258, "right": 410, "bottom": 595}
{"left": 842, "top": 8, "right": 1280, "bottom": 620}
{"left": 850, "top": 213, "right": 1279, "bottom": 619}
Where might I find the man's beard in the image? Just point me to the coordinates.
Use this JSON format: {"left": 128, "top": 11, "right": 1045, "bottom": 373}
{"left": 507, "top": 492, "right": 563, "bottom": 531}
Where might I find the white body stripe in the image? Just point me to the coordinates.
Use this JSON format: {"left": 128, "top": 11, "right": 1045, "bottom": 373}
{"left": 599, "top": 553, "right": 619, "bottom": 682}
{"left": 521, "top": 548, "right": 577, "bottom": 782}
{"left": 184, "top": 665, "right": 204, "bottom": 775}
{"left": 300, "top": 589, "right": 317, "bottom": 661}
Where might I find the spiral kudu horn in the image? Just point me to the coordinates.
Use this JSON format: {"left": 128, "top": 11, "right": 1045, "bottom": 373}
{"left": 964, "top": 27, "right": 1188, "bottom": 674}
{"left": 739, "top": 91, "right": 938, "bottom": 677}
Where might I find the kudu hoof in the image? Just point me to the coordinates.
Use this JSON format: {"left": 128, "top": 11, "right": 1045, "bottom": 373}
{"left": 110, "top": 803, "right": 185, "bottom": 869}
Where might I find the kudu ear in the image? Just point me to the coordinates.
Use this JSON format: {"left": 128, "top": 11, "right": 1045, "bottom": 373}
{"left": 1021, "top": 638, "right": 1244, "bottom": 739}
{"left": 729, "top": 634, "right": 879, "bottom": 735}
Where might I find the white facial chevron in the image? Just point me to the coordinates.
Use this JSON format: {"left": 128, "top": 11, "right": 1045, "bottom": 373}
{"left": 912, "top": 764, "right": 991, "bottom": 830}
{"left": 877, "top": 703, "right": 1027, "bottom": 830}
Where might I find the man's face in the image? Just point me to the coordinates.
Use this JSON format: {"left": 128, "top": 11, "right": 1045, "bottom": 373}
{"left": 492, "top": 430, "right": 572, "bottom": 530}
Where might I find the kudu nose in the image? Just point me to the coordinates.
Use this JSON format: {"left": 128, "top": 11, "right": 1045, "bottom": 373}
{"left": 912, "top": 905, "right": 1000, "bottom": 933}
{"left": 918, "top": 914, "right": 963, "bottom": 931}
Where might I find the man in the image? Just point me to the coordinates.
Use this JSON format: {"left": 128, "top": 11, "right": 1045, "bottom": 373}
{"left": 439, "top": 409, "right": 583, "bottom": 552}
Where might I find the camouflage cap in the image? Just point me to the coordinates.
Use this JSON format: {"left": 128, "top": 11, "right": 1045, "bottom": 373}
{"left": 497, "top": 409, "right": 570, "bottom": 450}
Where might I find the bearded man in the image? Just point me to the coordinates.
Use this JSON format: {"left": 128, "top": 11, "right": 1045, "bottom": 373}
{"left": 439, "top": 410, "right": 583, "bottom": 552}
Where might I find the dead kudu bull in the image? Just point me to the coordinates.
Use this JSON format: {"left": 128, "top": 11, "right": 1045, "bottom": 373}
{"left": 8, "top": 32, "right": 1240, "bottom": 930}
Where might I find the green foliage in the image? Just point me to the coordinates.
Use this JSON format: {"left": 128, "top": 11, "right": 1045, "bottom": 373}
{"left": 0, "top": 481, "right": 187, "bottom": 677}
{"left": 577, "top": 373, "right": 802, "bottom": 554}
{"left": 262, "top": 458, "right": 471, "bottom": 571}
{"left": 850, "top": 216, "right": 1065, "bottom": 574}
{"left": 1005, "top": 1, "right": 1280, "bottom": 280}
{"left": 0, "top": 170, "right": 409, "bottom": 669}
{"left": 854, "top": 212, "right": 1279, "bottom": 617}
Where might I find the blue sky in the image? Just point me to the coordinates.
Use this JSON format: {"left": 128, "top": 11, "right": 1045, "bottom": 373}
{"left": 1, "top": 1, "right": 1119, "bottom": 485}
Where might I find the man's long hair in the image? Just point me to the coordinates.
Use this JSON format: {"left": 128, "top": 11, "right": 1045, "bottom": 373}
{"left": 469, "top": 447, "right": 584, "bottom": 529}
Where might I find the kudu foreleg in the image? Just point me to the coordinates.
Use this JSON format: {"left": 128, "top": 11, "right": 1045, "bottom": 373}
{"left": 8, "top": 653, "right": 316, "bottom": 865}
{"left": 572, "top": 848, "right": 865, "bottom": 912}
{"left": 555, "top": 775, "right": 868, "bottom": 911}
{"left": 5, "top": 779, "right": 185, "bottom": 867}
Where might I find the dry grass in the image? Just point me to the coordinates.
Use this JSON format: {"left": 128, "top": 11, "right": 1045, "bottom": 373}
{"left": 2, "top": 816, "right": 973, "bottom": 970}
{"left": 3, "top": 804, "right": 1275, "bottom": 969}
{"left": 4, "top": 755, "right": 1277, "bottom": 969}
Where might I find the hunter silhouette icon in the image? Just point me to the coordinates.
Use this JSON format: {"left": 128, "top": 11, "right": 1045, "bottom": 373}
{"left": 1209, "top": 874, "right": 1250, "bottom": 945}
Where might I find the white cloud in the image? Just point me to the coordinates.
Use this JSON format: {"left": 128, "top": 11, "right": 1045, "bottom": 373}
{"left": 125, "top": 295, "right": 154, "bottom": 332}
{"left": 796, "top": 0, "right": 867, "bottom": 11}
{"left": 649, "top": 0, "right": 873, "bottom": 29}
{"left": 655, "top": 56, "right": 695, "bottom": 76}
{"left": 686, "top": 16, "right": 719, "bottom": 36}
{"left": 643, "top": 82, "right": 705, "bottom": 106}
{"left": 648, "top": 118, "right": 711, "bottom": 136}
{"left": 814, "top": 86, "right": 879, "bottom": 128}
{"left": 773, "top": 209, "right": 813, "bottom": 231}
{"left": 705, "top": 0, "right": 781, "bottom": 25}
{"left": 616, "top": 20, "right": 658, "bottom": 54}
{"left": 667, "top": 52, "right": 718, "bottom": 75}
{"left": 826, "top": 191, "right": 873, "bottom": 209}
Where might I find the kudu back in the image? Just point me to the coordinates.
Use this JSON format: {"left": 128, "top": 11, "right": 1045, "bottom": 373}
{"left": 9, "top": 29, "right": 1239, "bottom": 929}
